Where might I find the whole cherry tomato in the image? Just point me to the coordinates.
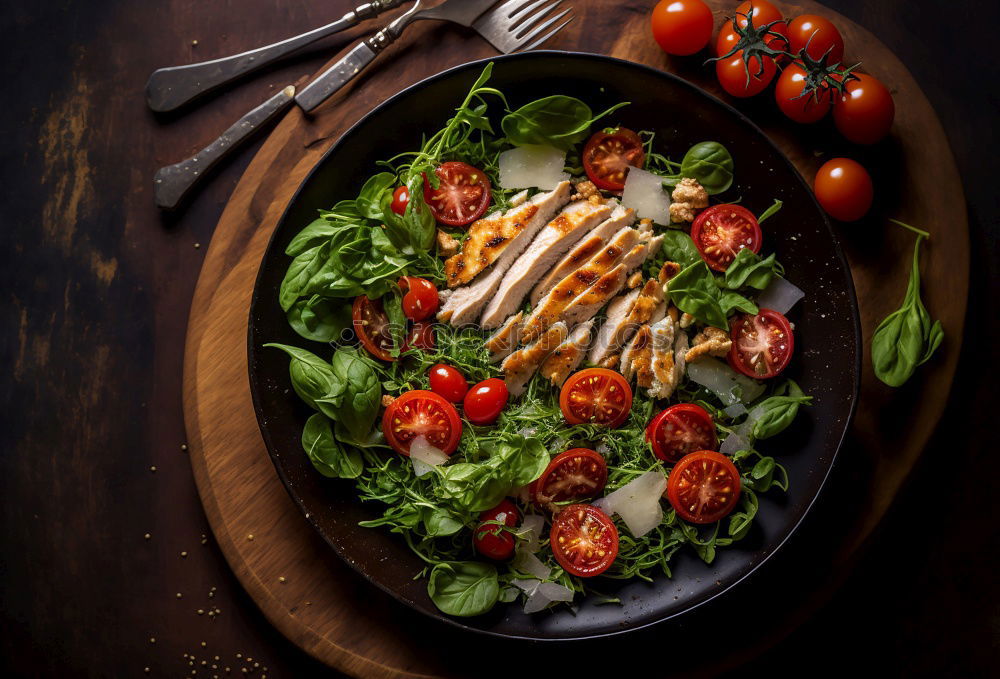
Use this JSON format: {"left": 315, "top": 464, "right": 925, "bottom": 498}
{"left": 813, "top": 157, "right": 873, "bottom": 222}
{"left": 832, "top": 72, "right": 895, "bottom": 145}
{"left": 650, "top": 0, "right": 714, "bottom": 56}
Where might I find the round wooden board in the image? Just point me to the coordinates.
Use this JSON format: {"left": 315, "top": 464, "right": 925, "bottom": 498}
{"left": 182, "top": 1, "right": 968, "bottom": 676}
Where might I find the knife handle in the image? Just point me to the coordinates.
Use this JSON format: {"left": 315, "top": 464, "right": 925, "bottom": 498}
{"left": 145, "top": 0, "right": 405, "bottom": 113}
{"left": 154, "top": 86, "right": 296, "bottom": 210}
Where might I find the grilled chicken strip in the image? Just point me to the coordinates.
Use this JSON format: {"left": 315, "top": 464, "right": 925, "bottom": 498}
{"left": 501, "top": 322, "right": 568, "bottom": 397}
{"left": 588, "top": 278, "right": 665, "bottom": 366}
{"left": 479, "top": 200, "right": 612, "bottom": 328}
{"left": 485, "top": 312, "right": 523, "bottom": 364}
{"left": 529, "top": 205, "right": 636, "bottom": 307}
{"left": 648, "top": 308, "right": 689, "bottom": 399}
{"left": 539, "top": 321, "right": 594, "bottom": 388}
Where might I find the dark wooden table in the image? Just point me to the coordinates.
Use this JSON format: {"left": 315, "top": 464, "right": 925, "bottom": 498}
{"left": 1, "top": 1, "right": 996, "bottom": 676}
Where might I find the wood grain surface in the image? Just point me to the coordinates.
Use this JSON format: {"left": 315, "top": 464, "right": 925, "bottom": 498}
{"left": 2, "top": 0, "right": 997, "bottom": 677}
{"left": 184, "top": 1, "right": 967, "bottom": 676}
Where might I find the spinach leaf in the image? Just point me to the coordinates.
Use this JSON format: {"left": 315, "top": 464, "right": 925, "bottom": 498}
{"left": 286, "top": 296, "right": 352, "bottom": 343}
{"left": 438, "top": 462, "right": 509, "bottom": 513}
{"left": 420, "top": 506, "right": 465, "bottom": 537}
{"left": 299, "top": 226, "right": 410, "bottom": 300}
{"left": 263, "top": 344, "right": 344, "bottom": 418}
{"left": 871, "top": 223, "right": 944, "bottom": 387}
{"left": 501, "top": 96, "right": 629, "bottom": 150}
{"left": 678, "top": 142, "right": 734, "bottom": 195}
{"left": 660, "top": 230, "right": 702, "bottom": 268}
{"left": 751, "top": 380, "right": 812, "bottom": 439}
{"left": 668, "top": 261, "right": 756, "bottom": 328}
{"left": 356, "top": 172, "right": 396, "bottom": 221}
{"left": 427, "top": 562, "right": 500, "bottom": 617}
{"left": 329, "top": 347, "right": 381, "bottom": 442}
{"left": 285, "top": 219, "right": 338, "bottom": 257}
{"left": 381, "top": 174, "right": 436, "bottom": 254}
{"left": 723, "top": 249, "right": 778, "bottom": 290}
{"left": 301, "top": 413, "right": 363, "bottom": 479}
{"left": 278, "top": 242, "right": 328, "bottom": 311}
{"left": 492, "top": 435, "right": 550, "bottom": 488}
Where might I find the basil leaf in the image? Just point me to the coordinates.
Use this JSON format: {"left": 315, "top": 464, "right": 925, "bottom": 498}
{"left": 501, "top": 96, "right": 629, "bottom": 150}
{"left": 263, "top": 343, "right": 343, "bottom": 416}
{"left": 427, "top": 562, "right": 500, "bottom": 617}
{"left": 493, "top": 435, "right": 550, "bottom": 488}
{"left": 330, "top": 347, "right": 381, "bottom": 442}
{"left": 438, "top": 463, "right": 509, "bottom": 513}
{"left": 301, "top": 413, "right": 363, "bottom": 479}
{"left": 356, "top": 172, "right": 396, "bottom": 221}
{"left": 420, "top": 506, "right": 464, "bottom": 537}
{"left": 286, "top": 296, "right": 352, "bottom": 343}
{"left": 678, "top": 142, "right": 734, "bottom": 195}
{"left": 751, "top": 380, "right": 812, "bottom": 440}
{"left": 661, "top": 230, "right": 702, "bottom": 268}
{"left": 668, "top": 261, "right": 755, "bottom": 328}
{"left": 723, "top": 249, "right": 778, "bottom": 291}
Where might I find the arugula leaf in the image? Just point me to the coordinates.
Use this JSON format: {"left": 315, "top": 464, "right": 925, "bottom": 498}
{"left": 329, "top": 347, "right": 381, "bottom": 442}
{"left": 757, "top": 199, "right": 783, "bottom": 224}
{"left": 501, "top": 96, "right": 629, "bottom": 150}
{"left": 427, "top": 561, "right": 500, "bottom": 617}
{"left": 668, "top": 261, "right": 757, "bottom": 328}
{"left": 286, "top": 296, "right": 352, "bottom": 343}
{"left": 264, "top": 344, "right": 345, "bottom": 419}
{"left": 382, "top": 287, "right": 407, "bottom": 357}
{"left": 750, "top": 380, "right": 812, "bottom": 439}
{"left": 723, "top": 249, "right": 778, "bottom": 290}
{"left": 727, "top": 487, "right": 758, "bottom": 540}
{"left": 301, "top": 413, "right": 363, "bottom": 479}
{"left": 660, "top": 230, "right": 702, "bottom": 268}
{"left": 677, "top": 142, "right": 734, "bottom": 195}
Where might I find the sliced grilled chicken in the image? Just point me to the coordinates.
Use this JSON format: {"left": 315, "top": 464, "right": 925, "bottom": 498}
{"left": 557, "top": 240, "right": 653, "bottom": 331}
{"left": 485, "top": 312, "right": 523, "bottom": 364}
{"left": 587, "top": 278, "right": 665, "bottom": 366}
{"left": 501, "top": 322, "right": 568, "bottom": 397}
{"left": 620, "top": 325, "right": 653, "bottom": 387}
{"left": 649, "top": 308, "right": 689, "bottom": 399}
{"left": 442, "top": 181, "right": 571, "bottom": 289}
{"left": 539, "top": 321, "right": 594, "bottom": 388}
{"left": 479, "top": 200, "right": 612, "bottom": 329}
{"left": 529, "top": 205, "right": 636, "bottom": 307}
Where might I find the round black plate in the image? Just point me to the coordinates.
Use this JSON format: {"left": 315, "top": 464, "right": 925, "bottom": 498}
{"left": 248, "top": 52, "right": 860, "bottom": 641}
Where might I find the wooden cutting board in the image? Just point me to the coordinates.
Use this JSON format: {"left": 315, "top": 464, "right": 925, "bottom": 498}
{"left": 181, "top": 1, "right": 968, "bottom": 676}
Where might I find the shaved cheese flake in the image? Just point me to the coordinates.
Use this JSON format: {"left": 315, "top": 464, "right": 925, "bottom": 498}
{"left": 523, "top": 582, "right": 575, "bottom": 614}
{"left": 724, "top": 403, "right": 748, "bottom": 418}
{"left": 621, "top": 167, "right": 671, "bottom": 224}
{"left": 511, "top": 578, "right": 540, "bottom": 596}
{"left": 513, "top": 549, "right": 551, "bottom": 580}
{"left": 757, "top": 276, "right": 805, "bottom": 315}
{"left": 498, "top": 145, "right": 569, "bottom": 190}
{"left": 598, "top": 471, "right": 667, "bottom": 537}
{"left": 408, "top": 436, "right": 448, "bottom": 477}
{"left": 686, "top": 358, "right": 766, "bottom": 405}
{"left": 519, "top": 514, "right": 545, "bottom": 553}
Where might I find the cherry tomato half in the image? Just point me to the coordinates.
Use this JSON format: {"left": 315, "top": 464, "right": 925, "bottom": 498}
{"left": 550, "top": 504, "right": 618, "bottom": 577}
{"left": 813, "top": 157, "right": 873, "bottom": 222}
{"left": 715, "top": 52, "right": 778, "bottom": 98}
{"left": 787, "top": 14, "right": 844, "bottom": 64}
{"left": 473, "top": 499, "right": 520, "bottom": 561}
{"left": 382, "top": 390, "right": 462, "bottom": 456}
{"left": 402, "top": 322, "right": 435, "bottom": 352}
{"left": 646, "top": 404, "right": 718, "bottom": 464}
{"left": 666, "top": 451, "right": 741, "bottom": 524}
{"left": 728, "top": 308, "right": 795, "bottom": 379}
{"left": 582, "top": 127, "right": 645, "bottom": 191}
{"left": 428, "top": 364, "right": 469, "bottom": 403}
{"left": 389, "top": 185, "right": 409, "bottom": 216}
{"left": 463, "top": 378, "right": 509, "bottom": 426}
{"left": 399, "top": 276, "right": 439, "bottom": 322}
{"left": 533, "top": 448, "right": 608, "bottom": 505}
{"left": 690, "top": 205, "right": 763, "bottom": 272}
{"left": 650, "top": 0, "right": 714, "bottom": 56}
{"left": 423, "top": 161, "right": 491, "bottom": 227}
{"left": 559, "top": 368, "right": 633, "bottom": 428}
{"left": 832, "top": 72, "right": 895, "bottom": 145}
{"left": 352, "top": 295, "right": 395, "bottom": 361}
{"left": 775, "top": 62, "right": 832, "bottom": 124}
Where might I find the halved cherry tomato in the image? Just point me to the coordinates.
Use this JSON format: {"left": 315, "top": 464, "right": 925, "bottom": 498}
{"left": 715, "top": 52, "right": 778, "bottom": 98}
{"left": 533, "top": 448, "right": 608, "bottom": 505}
{"left": 352, "top": 295, "right": 394, "bottom": 361}
{"left": 650, "top": 0, "right": 714, "bottom": 56}
{"left": 550, "top": 504, "right": 618, "bottom": 577}
{"left": 389, "top": 185, "right": 409, "bottom": 215}
{"left": 559, "top": 368, "right": 633, "bottom": 428}
{"left": 402, "top": 322, "right": 435, "bottom": 352}
{"left": 582, "top": 127, "right": 645, "bottom": 191}
{"left": 775, "top": 62, "right": 832, "bottom": 124}
{"left": 832, "top": 72, "right": 895, "bottom": 145}
{"left": 666, "top": 451, "right": 741, "bottom": 524}
{"left": 646, "top": 404, "right": 718, "bottom": 464}
{"left": 787, "top": 14, "right": 844, "bottom": 64}
{"left": 463, "top": 378, "right": 509, "bottom": 426}
{"left": 422, "top": 161, "right": 491, "bottom": 227}
{"left": 473, "top": 499, "right": 520, "bottom": 561}
{"left": 382, "top": 390, "right": 462, "bottom": 456}
{"left": 428, "top": 364, "right": 469, "bottom": 403}
{"left": 690, "top": 205, "right": 763, "bottom": 271}
{"left": 398, "top": 276, "right": 439, "bottom": 322}
{"left": 728, "top": 308, "right": 794, "bottom": 379}
{"left": 813, "top": 157, "right": 873, "bottom": 222}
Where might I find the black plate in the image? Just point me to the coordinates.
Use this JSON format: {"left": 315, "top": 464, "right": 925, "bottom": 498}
{"left": 248, "top": 52, "right": 860, "bottom": 641}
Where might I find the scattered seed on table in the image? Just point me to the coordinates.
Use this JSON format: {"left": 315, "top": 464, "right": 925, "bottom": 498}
{"left": 194, "top": 243, "right": 201, "bottom": 249}
{"left": 144, "top": 533, "right": 151, "bottom": 540}
{"left": 181, "top": 444, "right": 188, "bottom": 452}
{"left": 176, "top": 593, "right": 182, "bottom": 599}
{"left": 149, "top": 637, "right": 156, "bottom": 644}
{"left": 246, "top": 534, "right": 254, "bottom": 541}
{"left": 278, "top": 577, "right": 285, "bottom": 584}
{"left": 181, "top": 551, "right": 188, "bottom": 558}
{"left": 150, "top": 466, "right": 157, "bottom": 473}
{"left": 197, "top": 609, "right": 204, "bottom": 615}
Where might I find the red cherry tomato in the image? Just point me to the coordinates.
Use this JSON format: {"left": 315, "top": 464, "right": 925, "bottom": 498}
{"left": 559, "top": 368, "right": 633, "bottom": 428}
{"left": 775, "top": 62, "right": 832, "bottom": 124}
{"left": 581, "top": 127, "right": 645, "bottom": 191}
{"left": 646, "top": 404, "right": 718, "bottom": 464}
{"left": 473, "top": 499, "right": 520, "bottom": 561}
{"left": 832, "top": 73, "right": 895, "bottom": 145}
{"left": 352, "top": 295, "right": 395, "bottom": 361}
{"left": 690, "top": 205, "right": 763, "bottom": 272}
{"left": 550, "top": 504, "right": 619, "bottom": 577}
{"left": 728, "top": 308, "right": 795, "bottom": 379}
{"left": 716, "top": 0, "right": 789, "bottom": 57}
{"left": 666, "top": 451, "right": 741, "bottom": 524}
{"left": 382, "top": 390, "right": 462, "bottom": 456}
{"left": 813, "top": 157, "right": 873, "bottom": 222}
{"left": 398, "top": 276, "right": 439, "bottom": 322}
{"left": 389, "top": 185, "right": 409, "bottom": 215}
{"left": 402, "top": 322, "right": 435, "bottom": 352}
{"left": 787, "top": 14, "right": 844, "bottom": 64}
{"left": 533, "top": 448, "right": 608, "bottom": 505}
{"left": 650, "top": 0, "right": 714, "bottom": 56}
{"left": 428, "top": 364, "right": 469, "bottom": 403}
{"left": 422, "top": 161, "right": 491, "bottom": 227}
{"left": 463, "top": 378, "right": 509, "bottom": 426}
{"left": 715, "top": 52, "right": 778, "bottom": 98}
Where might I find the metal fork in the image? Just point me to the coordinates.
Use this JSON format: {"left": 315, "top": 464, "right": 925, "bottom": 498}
{"left": 295, "top": 0, "right": 574, "bottom": 111}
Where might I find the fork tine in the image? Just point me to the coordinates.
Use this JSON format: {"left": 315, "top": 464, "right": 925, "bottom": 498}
{"left": 516, "top": 8, "right": 572, "bottom": 44}
{"left": 515, "top": 0, "right": 563, "bottom": 36}
{"left": 519, "top": 15, "right": 573, "bottom": 51}
{"left": 508, "top": 0, "right": 550, "bottom": 21}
